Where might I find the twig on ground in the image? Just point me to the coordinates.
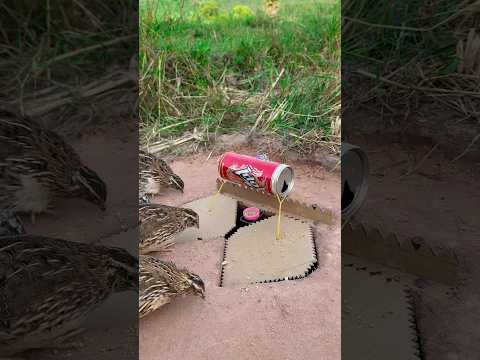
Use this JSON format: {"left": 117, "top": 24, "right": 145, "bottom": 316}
{"left": 399, "top": 143, "right": 439, "bottom": 178}
{"left": 452, "top": 133, "right": 480, "bottom": 162}
{"left": 356, "top": 69, "right": 480, "bottom": 97}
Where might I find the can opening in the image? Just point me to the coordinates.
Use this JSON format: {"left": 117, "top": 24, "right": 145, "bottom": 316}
{"left": 273, "top": 165, "right": 294, "bottom": 196}
{"left": 341, "top": 180, "right": 355, "bottom": 210}
{"left": 341, "top": 144, "right": 369, "bottom": 222}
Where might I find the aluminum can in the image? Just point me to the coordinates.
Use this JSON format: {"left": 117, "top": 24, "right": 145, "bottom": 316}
{"left": 341, "top": 142, "right": 369, "bottom": 224}
{"left": 218, "top": 152, "right": 294, "bottom": 196}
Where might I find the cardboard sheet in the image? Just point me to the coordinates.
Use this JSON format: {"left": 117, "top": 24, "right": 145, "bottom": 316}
{"left": 221, "top": 216, "right": 316, "bottom": 287}
{"left": 175, "top": 194, "right": 238, "bottom": 243}
{"left": 342, "top": 256, "right": 421, "bottom": 360}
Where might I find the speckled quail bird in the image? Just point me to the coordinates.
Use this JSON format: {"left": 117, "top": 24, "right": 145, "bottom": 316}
{"left": 139, "top": 203, "right": 199, "bottom": 254}
{"left": 139, "top": 150, "right": 184, "bottom": 203}
{"left": 0, "top": 109, "right": 107, "bottom": 223}
{"left": 139, "top": 255, "right": 205, "bottom": 318}
{"left": 0, "top": 235, "right": 138, "bottom": 356}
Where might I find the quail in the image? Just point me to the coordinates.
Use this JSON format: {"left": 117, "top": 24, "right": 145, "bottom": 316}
{"left": 139, "top": 203, "right": 199, "bottom": 254}
{"left": 0, "top": 109, "right": 107, "bottom": 223}
{"left": 0, "top": 235, "right": 138, "bottom": 356}
{"left": 139, "top": 149, "right": 184, "bottom": 203}
{"left": 139, "top": 255, "right": 205, "bottom": 318}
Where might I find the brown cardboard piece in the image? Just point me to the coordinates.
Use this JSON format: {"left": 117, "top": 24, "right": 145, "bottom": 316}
{"left": 221, "top": 216, "right": 316, "bottom": 287}
{"left": 175, "top": 194, "right": 238, "bottom": 243}
{"left": 342, "top": 258, "right": 421, "bottom": 360}
{"left": 217, "top": 179, "right": 334, "bottom": 225}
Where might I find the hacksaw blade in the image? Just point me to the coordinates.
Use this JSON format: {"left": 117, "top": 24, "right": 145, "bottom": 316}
{"left": 216, "top": 179, "right": 334, "bottom": 225}
{"left": 342, "top": 220, "right": 458, "bottom": 286}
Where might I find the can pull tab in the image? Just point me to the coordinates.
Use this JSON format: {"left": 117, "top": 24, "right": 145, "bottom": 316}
{"left": 256, "top": 152, "right": 269, "bottom": 161}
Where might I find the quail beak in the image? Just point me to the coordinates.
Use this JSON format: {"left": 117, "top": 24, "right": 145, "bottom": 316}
{"left": 171, "top": 176, "right": 184, "bottom": 193}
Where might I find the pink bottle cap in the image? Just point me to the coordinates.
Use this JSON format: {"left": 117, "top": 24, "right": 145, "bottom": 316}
{"left": 243, "top": 207, "right": 260, "bottom": 221}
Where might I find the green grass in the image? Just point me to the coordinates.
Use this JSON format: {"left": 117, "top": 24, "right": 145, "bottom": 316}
{"left": 140, "top": 0, "right": 340, "bottom": 151}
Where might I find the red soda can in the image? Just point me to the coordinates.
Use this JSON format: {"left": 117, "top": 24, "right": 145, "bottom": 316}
{"left": 218, "top": 152, "right": 294, "bottom": 196}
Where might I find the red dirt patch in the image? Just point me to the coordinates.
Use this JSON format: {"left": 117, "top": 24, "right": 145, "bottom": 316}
{"left": 140, "top": 150, "right": 340, "bottom": 360}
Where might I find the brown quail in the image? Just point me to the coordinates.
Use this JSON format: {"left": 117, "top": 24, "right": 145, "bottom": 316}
{"left": 139, "top": 255, "right": 205, "bottom": 318}
{"left": 0, "top": 235, "right": 138, "bottom": 356}
{"left": 139, "top": 149, "right": 184, "bottom": 203}
{"left": 0, "top": 109, "right": 107, "bottom": 223}
{"left": 139, "top": 203, "right": 199, "bottom": 254}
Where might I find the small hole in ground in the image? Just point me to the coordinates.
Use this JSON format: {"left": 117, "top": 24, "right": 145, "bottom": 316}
{"left": 224, "top": 203, "right": 274, "bottom": 240}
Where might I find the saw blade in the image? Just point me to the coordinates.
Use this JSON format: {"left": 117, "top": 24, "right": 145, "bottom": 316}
{"left": 217, "top": 178, "right": 334, "bottom": 225}
{"left": 342, "top": 220, "right": 458, "bottom": 286}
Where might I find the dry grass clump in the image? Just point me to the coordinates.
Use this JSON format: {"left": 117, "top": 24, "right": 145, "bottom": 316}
{"left": 343, "top": 0, "right": 480, "bottom": 122}
{"left": 0, "top": 1, "right": 137, "bottom": 136}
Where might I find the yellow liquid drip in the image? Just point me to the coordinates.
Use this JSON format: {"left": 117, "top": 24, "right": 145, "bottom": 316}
{"left": 208, "top": 179, "right": 225, "bottom": 212}
{"left": 275, "top": 193, "right": 286, "bottom": 240}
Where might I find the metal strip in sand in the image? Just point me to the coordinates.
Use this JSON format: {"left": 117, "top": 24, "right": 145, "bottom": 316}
{"left": 221, "top": 216, "right": 316, "bottom": 287}
{"left": 342, "top": 257, "right": 421, "bottom": 360}
{"left": 175, "top": 194, "right": 238, "bottom": 243}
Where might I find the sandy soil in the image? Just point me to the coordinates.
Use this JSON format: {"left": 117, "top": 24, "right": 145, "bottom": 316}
{"left": 19, "top": 122, "right": 139, "bottom": 359}
{"left": 140, "top": 149, "right": 341, "bottom": 360}
{"left": 347, "top": 134, "right": 480, "bottom": 360}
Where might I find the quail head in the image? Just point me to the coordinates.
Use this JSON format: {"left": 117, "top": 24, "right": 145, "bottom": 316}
{"left": 139, "top": 255, "right": 205, "bottom": 318}
{"left": 139, "top": 149, "right": 184, "bottom": 202}
{"left": 0, "top": 235, "right": 138, "bottom": 356}
{"left": 139, "top": 203, "right": 199, "bottom": 254}
{"left": 0, "top": 109, "right": 107, "bottom": 222}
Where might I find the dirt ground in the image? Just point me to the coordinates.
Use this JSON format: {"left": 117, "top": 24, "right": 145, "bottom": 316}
{"left": 139, "top": 149, "right": 341, "bottom": 360}
{"left": 346, "top": 133, "right": 480, "bottom": 360}
{"left": 18, "top": 122, "right": 139, "bottom": 359}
